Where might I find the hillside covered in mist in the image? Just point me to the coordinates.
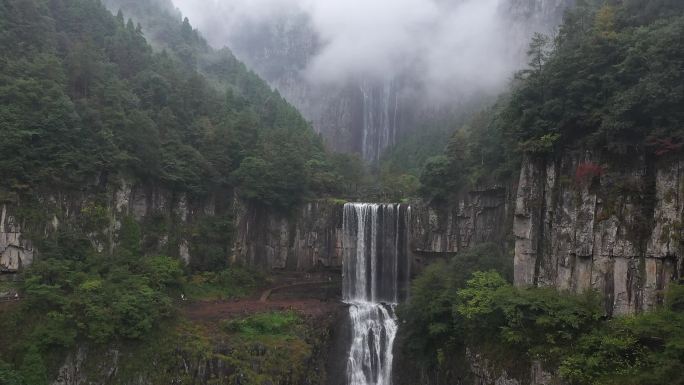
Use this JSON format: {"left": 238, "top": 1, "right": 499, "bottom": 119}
{"left": 169, "top": 0, "right": 574, "bottom": 167}
{"left": 0, "top": 1, "right": 683, "bottom": 385}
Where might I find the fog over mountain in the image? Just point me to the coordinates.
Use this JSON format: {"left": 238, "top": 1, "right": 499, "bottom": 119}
{"left": 171, "top": 0, "right": 572, "bottom": 160}
{"left": 174, "top": 0, "right": 561, "bottom": 98}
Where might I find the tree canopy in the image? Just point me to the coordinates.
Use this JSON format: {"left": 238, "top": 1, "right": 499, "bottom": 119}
{"left": 419, "top": 0, "right": 684, "bottom": 201}
{"left": 0, "top": 0, "right": 359, "bottom": 210}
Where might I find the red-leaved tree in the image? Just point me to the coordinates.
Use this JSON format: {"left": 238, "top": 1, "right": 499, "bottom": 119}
{"left": 575, "top": 162, "right": 603, "bottom": 185}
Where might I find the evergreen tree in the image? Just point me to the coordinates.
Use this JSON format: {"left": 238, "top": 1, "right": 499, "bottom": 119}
{"left": 19, "top": 347, "right": 47, "bottom": 385}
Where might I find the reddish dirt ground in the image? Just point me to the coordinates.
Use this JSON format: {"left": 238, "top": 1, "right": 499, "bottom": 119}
{"left": 182, "top": 271, "right": 344, "bottom": 324}
{"left": 183, "top": 297, "right": 341, "bottom": 324}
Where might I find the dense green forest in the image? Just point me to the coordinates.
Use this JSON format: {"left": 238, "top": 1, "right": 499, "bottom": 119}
{"left": 399, "top": 254, "right": 684, "bottom": 385}
{"left": 419, "top": 0, "right": 684, "bottom": 203}
{"left": 399, "top": 1, "right": 684, "bottom": 384}
{"left": 0, "top": 0, "right": 361, "bottom": 209}
{"left": 0, "top": 0, "right": 351, "bottom": 383}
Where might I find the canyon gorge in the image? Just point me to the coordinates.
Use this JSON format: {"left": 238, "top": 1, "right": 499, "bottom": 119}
{"left": 1, "top": 0, "right": 683, "bottom": 384}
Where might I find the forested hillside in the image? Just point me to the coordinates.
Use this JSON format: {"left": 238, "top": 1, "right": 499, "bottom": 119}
{"left": 2, "top": 0, "right": 684, "bottom": 384}
{"left": 101, "top": 0, "right": 293, "bottom": 104}
{"left": 420, "top": 0, "right": 684, "bottom": 202}
{"left": 399, "top": 1, "right": 684, "bottom": 384}
{"left": 0, "top": 0, "right": 359, "bottom": 210}
{"left": 0, "top": 1, "right": 353, "bottom": 383}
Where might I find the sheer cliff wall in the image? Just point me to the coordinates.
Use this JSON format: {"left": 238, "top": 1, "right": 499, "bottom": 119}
{"left": 0, "top": 178, "right": 229, "bottom": 273}
{"left": 233, "top": 188, "right": 512, "bottom": 275}
{"left": 233, "top": 201, "right": 345, "bottom": 271}
{"left": 235, "top": 151, "right": 684, "bottom": 319}
{"left": 514, "top": 152, "right": 683, "bottom": 316}
{"left": 6, "top": 150, "right": 682, "bottom": 321}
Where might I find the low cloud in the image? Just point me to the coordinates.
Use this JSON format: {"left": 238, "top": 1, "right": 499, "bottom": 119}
{"left": 172, "top": 0, "right": 553, "bottom": 101}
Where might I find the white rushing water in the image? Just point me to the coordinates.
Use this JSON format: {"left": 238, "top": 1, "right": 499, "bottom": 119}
{"left": 346, "top": 302, "right": 398, "bottom": 385}
{"left": 342, "top": 203, "right": 409, "bottom": 385}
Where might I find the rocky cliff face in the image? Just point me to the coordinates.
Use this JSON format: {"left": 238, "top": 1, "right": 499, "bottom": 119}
{"left": 233, "top": 190, "right": 511, "bottom": 273}
{"left": 467, "top": 351, "right": 556, "bottom": 385}
{"left": 0, "top": 178, "right": 228, "bottom": 273}
{"left": 2, "top": 186, "right": 511, "bottom": 275}
{"left": 0, "top": 205, "right": 34, "bottom": 272}
{"left": 410, "top": 187, "right": 510, "bottom": 255}
{"left": 110, "top": 180, "right": 228, "bottom": 266}
{"left": 12, "top": 152, "right": 680, "bottom": 322}
{"left": 514, "top": 152, "right": 683, "bottom": 316}
{"left": 233, "top": 201, "right": 345, "bottom": 271}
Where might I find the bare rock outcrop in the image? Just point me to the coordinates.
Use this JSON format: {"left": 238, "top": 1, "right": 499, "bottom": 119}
{"left": 0, "top": 205, "right": 34, "bottom": 272}
{"left": 513, "top": 153, "right": 683, "bottom": 315}
{"left": 233, "top": 201, "right": 344, "bottom": 271}
{"left": 0, "top": 178, "right": 224, "bottom": 273}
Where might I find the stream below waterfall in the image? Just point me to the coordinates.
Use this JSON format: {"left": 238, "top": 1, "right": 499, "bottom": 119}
{"left": 342, "top": 203, "right": 410, "bottom": 385}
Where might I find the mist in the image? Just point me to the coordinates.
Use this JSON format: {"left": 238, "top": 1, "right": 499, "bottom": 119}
{"left": 172, "top": 0, "right": 551, "bottom": 102}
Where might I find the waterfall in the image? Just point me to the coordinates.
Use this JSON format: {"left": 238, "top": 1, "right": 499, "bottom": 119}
{"left": 342, "top": 203, "right": 410, "bottom": 385}
{"left": 360, "top": 80, "right": 398, "bottom": 163}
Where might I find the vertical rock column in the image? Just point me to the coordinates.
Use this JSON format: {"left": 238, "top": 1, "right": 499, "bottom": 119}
{"left": 0, "top": 205, "right": 34, "bottom": 272}
{"left": 645, "top": 161, "right": 684, "bottom": 311}
{"left": 514, "top": 157, "right": 546, "bottom": 287}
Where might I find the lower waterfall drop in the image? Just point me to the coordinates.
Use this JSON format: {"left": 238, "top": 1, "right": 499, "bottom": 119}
{"left": 342, "top": 203, "right": 410, "bottom": 385}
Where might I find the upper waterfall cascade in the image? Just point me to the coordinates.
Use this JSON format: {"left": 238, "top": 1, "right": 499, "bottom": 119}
{"left": 360, "top": 81, "right": 399, "bottom": 163}
{"left": 342, "top": 203, "right": 411, "bottom": 385}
